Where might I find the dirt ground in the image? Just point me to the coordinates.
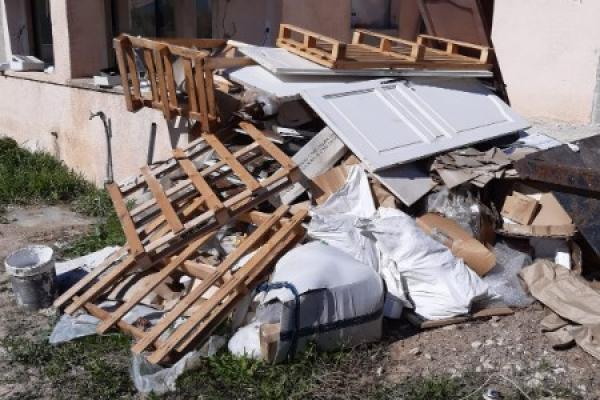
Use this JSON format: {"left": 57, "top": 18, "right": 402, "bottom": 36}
{"left": 1, "top": 121, "right": 600, "bottom": 399}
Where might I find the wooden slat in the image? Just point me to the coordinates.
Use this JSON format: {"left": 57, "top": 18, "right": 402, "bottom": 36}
{"left": 173, "top": 148, "right": 228, "bottom": 223}
{"left": 183, "top": 59, "right": 199, "bottom": 113}
{"left": 143, "top": 49, "right": 159, "bottom": 103}
{"left": 193, "top": 58, "right": 211, "bottom": 132}
{"left": 54, "top": 247, "right": 127, "bottom": 308}
{"left": 64, "top": 254, "right": 140, "bottom": 314}
{"left": 95, "top": 229, "right": 218, "bottom": 334}
{"left": 202, "top": 133, "right": 261, "bottom": 191}
{"left": 107, "top": 183, "right": 144, "bottom": 254}
{"left": 113, "top": 37, "right": 135, "bottom": 111}
{"left": 147, "top": 208, "right": 306, "bottom": 362}
{"left": 239, "top": 122, "right": 296, "bottom": 171}
{"left": 141, "top": 166, "right": 184, "bottom": 233}
{"left": 153, "top": 46, "right": 172, "bottom": 119}
{"left": 133, "top": 205, "right": 290, "bottom": 355}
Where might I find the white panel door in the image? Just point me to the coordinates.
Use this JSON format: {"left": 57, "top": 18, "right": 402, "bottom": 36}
{"left": 301, "top": 78, "right": 529, "bottom": 171}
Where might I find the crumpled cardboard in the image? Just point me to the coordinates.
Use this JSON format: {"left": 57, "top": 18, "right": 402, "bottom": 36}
{"left": 417, "top": 213, "right": 496, "bottom": 276}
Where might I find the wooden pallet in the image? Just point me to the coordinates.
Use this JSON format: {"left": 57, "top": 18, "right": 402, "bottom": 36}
{"left": 114, "top": 34, "right": 253, "bottom": 131}
{"left": 276, "top": 24, "right": 492, "bottom": 70}
{"left": 54, "top": 123, "right": 300, "bottom": 314}
{"left": 59, "top": 205, "right": 306, "bottom": 364}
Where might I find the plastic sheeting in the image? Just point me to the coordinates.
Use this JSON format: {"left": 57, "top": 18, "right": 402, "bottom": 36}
{"left": 483, "top": 242, "right": 534, "bottom": 307}
{"left": 308, "top": 166, "right": 379, "bottom": 270}
{"left": 308, "top": 166, "right": 492, "bottom": 320}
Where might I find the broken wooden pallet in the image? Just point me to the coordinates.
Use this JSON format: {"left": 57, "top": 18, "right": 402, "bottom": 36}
{"left": 54, "top": 123, "right": 300, "bottom": 315}
{"left": 114, "top": 34, "right": 253, "bottom": 131}
{"left": 276, "top": 24, "right": 492, "bottom": 70}
{"left": 61, "top": 205, "right": 306, "bottom": 364}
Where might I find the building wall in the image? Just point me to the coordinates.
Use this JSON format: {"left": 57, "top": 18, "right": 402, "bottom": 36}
{"left": 0, "top": 1, "right": 5, "bottom": 62}
{"left": 492, "top": 0, "right": 600, "bottom": 123}
{"left": 0, "top": 75, "right": 192, "bottom": 185}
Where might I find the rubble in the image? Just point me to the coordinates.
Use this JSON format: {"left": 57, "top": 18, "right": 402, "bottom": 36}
{"left": 5, "top": 18, "right": 591, "bottom": 395}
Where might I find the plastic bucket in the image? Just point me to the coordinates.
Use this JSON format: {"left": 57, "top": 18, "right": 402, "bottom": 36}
{"left": 4, "top": 245, "right": 57, "bottom": 311}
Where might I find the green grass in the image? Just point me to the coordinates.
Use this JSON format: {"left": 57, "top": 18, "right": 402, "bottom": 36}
{"left": 0, "top": 137, "right": 94, "bottom": 205}
{"left": 0, "top": 137, "right": 126, "bottom": 256}
{"left": 1, "top": 334, "right": 135, "bottom": 400}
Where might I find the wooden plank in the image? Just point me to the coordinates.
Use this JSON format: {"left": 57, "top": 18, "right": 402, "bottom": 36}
{"left": 124, "top": 42, "right": 142, "bottom": 101}
{"left": 95, "top": 229, "right": 218, "bottom": 334}
{"left": 181, "top": 261, "right": 218, "bottom": 281}
{"left": 193, "top": 58, "right": 211, "bottom": 132}
{"left": 170, "top": 210, "right": 307, "bottom": 357}
{"left": 141, "top": 166, "right": 184, "bottom": 233}
{"left": 203, "top": 67, "right": 218, "bottom": 119}
{"left": 132, "top": 205, "right": 290, "bottom": 355}
{"left": 153, "top": 46, "right": 172, "bottom": 119}
{"left": 64, "top": 254, "right": 139, "bottom": 315}
{"left": 183, "top": 59, "right": 199, "bottom": 113}
{"left": 113, "top": 37, "right": 135, "bottom": 111}
{"left": 143, "top": 49, "right": 159, "bottom": 103}
{"left": 239, "top": 122, "right": 297, "bottom": 172}
{"left": 107, "top": 183, "right": 144, "bottom": 254}
{"left": 53, "top": 247, "right": 127, "bottom": 309}
{"left": 202, "top": 133, "right": 261, "bottom": 191}
{"left": 173, "top": 148, "right": 228, "bottom": 223}
{"left": 163, "top": 53, "right": 179, "bottom": 111}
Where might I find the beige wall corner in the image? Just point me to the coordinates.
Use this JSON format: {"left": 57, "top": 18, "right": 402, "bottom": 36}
{"left": 493, "top": 0, "right": 600, "bottom": 123}
{"left": 175, "top": 0, "right": 198, "bottom": 38}
{"left": 212, "top": 0, "right": 282, "bottom": 46}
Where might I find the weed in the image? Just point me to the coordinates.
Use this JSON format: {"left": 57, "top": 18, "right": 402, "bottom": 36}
{"left": 0, "top": 137, "right": 94, "bottom": 206}
{"left": 1, "top": 333, "right": 135, "bottom": 400}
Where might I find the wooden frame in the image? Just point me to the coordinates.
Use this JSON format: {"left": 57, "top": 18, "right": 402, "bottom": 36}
{"left": 114, "top": 34, "right": 253, "bottom": 132}
{"left": 55, "top": 122, "right": 300, "bottom": 312}
{"left": 58, "top": 205, "right": 306, "bottom": 365}
{"left": 276, "top": 24, "right": 492, "bottom": 71}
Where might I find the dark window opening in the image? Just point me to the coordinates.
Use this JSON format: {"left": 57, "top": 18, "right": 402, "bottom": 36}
{"left": 29, "top": 0, "right": 53, "bottom": 64}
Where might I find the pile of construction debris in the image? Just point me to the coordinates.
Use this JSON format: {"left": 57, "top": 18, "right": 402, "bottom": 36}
{"left": 19, "top": 22, "right": 599, "bottom": 393}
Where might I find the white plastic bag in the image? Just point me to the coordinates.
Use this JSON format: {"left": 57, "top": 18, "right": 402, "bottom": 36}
{"left": 308, "top": 166, "right": 379, "bottom": 270}
{"left": 361, "top": 208, "right": 491, "bottom": 320}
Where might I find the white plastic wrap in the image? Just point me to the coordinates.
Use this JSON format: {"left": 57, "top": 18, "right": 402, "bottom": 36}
{"left": 484, "top": 241, "right": 534, "bottom": 307}
{"left": 308, "top": 165, "right": 379, "bottom": 270}
{"left": 361, "top": 208, "right": 491, "bottom": 320}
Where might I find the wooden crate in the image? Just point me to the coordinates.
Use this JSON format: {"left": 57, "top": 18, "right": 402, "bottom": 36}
{"left": 276, "top": 24, "right": 492, "bottom": 71}
{"left": 114, "top": 34, "right": 253, "bottom": 132}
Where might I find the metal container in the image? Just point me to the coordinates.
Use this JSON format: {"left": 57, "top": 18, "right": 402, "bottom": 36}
{"left": 4, "top": 246, "right": 57, "bottom": 311}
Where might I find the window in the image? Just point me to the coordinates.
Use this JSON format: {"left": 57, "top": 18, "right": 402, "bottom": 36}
{"left": 29, "top": 0, "right": 54, "bottom": 64}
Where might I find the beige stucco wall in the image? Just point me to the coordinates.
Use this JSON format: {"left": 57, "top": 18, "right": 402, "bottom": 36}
{"left": 281, "top": 0, "right": 352, "bottom": 42}
{"left": 0, "top": 75, "right": 192, "bottom": 185}
{"left": 493, "top": 0, "right": 600, "bottom": 123}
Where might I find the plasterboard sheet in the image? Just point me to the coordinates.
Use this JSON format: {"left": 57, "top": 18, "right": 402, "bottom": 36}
{"left": 373, "top": 164, "right": 436, "bottom": 207}
{"left": 238, "top": 45, "right": 493, "bottom": 78}
{"left": 301, "top": 78, "right": 529, "bottom": 171}
{"left": 226, "top": 65, "right": 363, "bottom": 101}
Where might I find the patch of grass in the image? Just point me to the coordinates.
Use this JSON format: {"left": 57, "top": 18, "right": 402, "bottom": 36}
{"left": 170, "top": 344, "right": 388, "bottom": 400}
{"left": 62, "top": 190, "right": 126, "bottom": 257}
{"left": 0, "top": 137, "right": 94, "bottom": 206}
{"left": 1, "top": 333, "right": 135, "bottom": 400}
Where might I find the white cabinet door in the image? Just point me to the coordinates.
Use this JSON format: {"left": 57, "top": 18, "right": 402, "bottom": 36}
{"left": 301, "top": 78, "right": 529, "bottom": 171}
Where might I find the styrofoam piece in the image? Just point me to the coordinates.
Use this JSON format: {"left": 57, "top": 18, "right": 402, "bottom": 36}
{"left": 94, "top": 74, "right": 121, "bottom": 87}
{"left": 9, "top": 55, "right": 45, "bottom": 71}
{"left": 227, "top": 65, "right": 363, "bottom": 100}
{"left": 0, "top": 63, "right": 8, "bottom": 72}
{"left": 239, "top": 45, "right": 494, "bottom": 78}
{"left": 302, "top": 78, "right": 529, "bottom": 171}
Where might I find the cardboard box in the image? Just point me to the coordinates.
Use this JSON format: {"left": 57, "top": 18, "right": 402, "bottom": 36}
{"left": 417, "top": 213, "right": 496, "bottom": 276}
{"left": 499, "top": 191, "right": 576, "bottom": 238}
{"left": 501, "top": 192, "right": 539, "bottom": 225}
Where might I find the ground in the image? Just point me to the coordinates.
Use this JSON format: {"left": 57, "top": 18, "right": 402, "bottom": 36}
{"left": 0, "top": 120, "right": 599, "bottom": 399}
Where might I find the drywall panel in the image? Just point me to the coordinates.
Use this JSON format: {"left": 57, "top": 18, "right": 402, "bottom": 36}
{"left": 373, "top": 163, "right": 436, "bottom": 206}
{"left": 301, "top": 78, "right": 528, "bottom": 171}
{"left": 238, "top": 45, "right": 492, "bottom": 78}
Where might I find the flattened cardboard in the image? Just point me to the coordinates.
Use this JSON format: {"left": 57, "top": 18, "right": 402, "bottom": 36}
{"left": 310, "top": 165, "right": 352, "bottom": 205}
{"left": 499, "top": 192, "right": 576, "bottom": 238}
{"left": 417, "top": 213, "right": 496, "bottom": 276}
{"left": 501, "top": 192, "right": 539, "bottom": 225}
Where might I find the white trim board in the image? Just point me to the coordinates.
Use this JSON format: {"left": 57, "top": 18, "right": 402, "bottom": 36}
{"left": 226, "top": 65, "right": 364, "bottom": 101}
{"left": 238, "top": 46, "right": 493, "bottom": 78}
{"left": 301, "top": 78, "right": 529, "bottom": 172}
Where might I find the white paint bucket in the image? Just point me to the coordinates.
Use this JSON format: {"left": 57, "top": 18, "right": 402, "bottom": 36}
{"left": 4, "top": 245, "right": 57, "bottom": 311}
